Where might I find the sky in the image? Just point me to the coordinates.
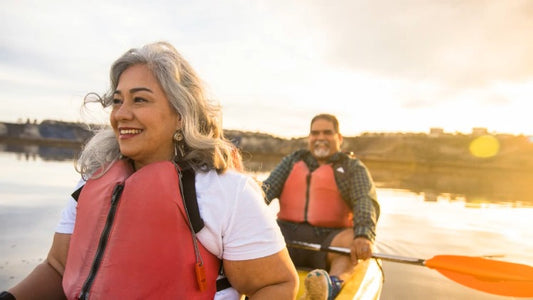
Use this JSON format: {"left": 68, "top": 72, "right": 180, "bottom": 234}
{"left": 1, "top": 0, "right": 532, "bottom": 138}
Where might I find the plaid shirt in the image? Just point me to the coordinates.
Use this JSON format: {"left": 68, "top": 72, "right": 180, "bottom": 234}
{"left": 263, "top": 150, "right": 380, "bottom": 242}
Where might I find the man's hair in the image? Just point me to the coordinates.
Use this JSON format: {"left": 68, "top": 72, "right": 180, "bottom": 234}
{"left": 310, "top": 114, "right": 340, "bottom": 133}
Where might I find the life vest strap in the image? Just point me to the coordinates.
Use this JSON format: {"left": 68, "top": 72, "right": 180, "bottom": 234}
{"left": 216, "top": 277, "right": 231, "bottom": 291}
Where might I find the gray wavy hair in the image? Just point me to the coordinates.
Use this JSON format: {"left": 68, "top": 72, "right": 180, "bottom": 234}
{"left": 77, "top": 41, "right": 241, "bottom": 179}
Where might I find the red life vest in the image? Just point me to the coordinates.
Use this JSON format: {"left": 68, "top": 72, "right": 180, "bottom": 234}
{"left": 63, "top": 160, "right": 220, "bottom": 299}
{"left": 278, "top": 161, "right": 353, "bottom": 228}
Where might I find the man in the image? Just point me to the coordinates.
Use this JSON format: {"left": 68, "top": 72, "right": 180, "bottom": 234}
{"left": 262, "top": 113, "right": 380, "bottom": 300}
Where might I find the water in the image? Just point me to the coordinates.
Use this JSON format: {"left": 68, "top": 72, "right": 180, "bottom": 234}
{"left": 1, "top": 147, "right": 532, "bottom": 299}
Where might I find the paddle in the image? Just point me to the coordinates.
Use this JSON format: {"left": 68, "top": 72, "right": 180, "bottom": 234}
{"left": 288, "top": 241, "right": 533, "bottom": 298}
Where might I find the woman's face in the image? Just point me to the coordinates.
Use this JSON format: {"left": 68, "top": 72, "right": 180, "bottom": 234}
{"left": 110, "top": 64, "right": 180, "bottom": 170}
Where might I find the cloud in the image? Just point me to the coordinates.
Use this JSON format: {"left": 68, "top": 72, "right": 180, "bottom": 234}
{"left": 298, "top": 0, "right": 533, "bottom": 89}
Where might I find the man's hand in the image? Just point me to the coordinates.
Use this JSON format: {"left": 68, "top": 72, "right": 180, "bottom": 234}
{"left": 350, "top": 237, "right": 373, "bottom": 262}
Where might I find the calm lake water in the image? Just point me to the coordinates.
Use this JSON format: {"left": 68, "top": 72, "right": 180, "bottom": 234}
{"left": 1, "top": 145, "right": 532, "bottom": 299}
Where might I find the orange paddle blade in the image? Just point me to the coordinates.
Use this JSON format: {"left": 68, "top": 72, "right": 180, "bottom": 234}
{"left": 425, "top": 255, "right": 533, "bottom": 297}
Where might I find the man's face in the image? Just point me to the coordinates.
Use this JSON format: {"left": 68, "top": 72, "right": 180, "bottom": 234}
{"left": 308, "top": 118, "right": 343, "bottom": 161}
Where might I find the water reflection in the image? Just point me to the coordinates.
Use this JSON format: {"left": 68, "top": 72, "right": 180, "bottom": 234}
{"left": 0, "top": 142, "right": 79, "bottom": 162}
{"left": 365, "top": 160, "right": 533, "bottom": 206}
{"left": 2, "top": 143, "right": 531, "bottom": 207}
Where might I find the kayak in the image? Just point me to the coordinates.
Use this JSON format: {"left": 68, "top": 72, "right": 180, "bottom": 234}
{"left": 296, "top": 259, "right": 384, "bottom": 300}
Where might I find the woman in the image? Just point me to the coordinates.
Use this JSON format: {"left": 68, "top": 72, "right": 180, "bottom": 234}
{"left": 3, "top": 42, "right": 298, "bottom": 299}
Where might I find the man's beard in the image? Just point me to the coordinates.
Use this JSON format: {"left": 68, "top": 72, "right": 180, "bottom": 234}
{"left": 313, "top": 141, "right": 330, "bottom": 158}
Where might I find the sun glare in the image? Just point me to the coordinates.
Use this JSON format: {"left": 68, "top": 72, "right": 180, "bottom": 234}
{"left": 469, "top": 135, "right": 500, "bottom": 158}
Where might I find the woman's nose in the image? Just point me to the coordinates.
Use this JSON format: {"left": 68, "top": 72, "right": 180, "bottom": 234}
{"left": 113, "top": 102, "right": 133, "bottom": 120}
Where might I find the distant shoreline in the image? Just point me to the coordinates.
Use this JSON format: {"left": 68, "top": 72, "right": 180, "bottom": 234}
{"left": 2, "top": 120, "right": 533, "bottom": 172}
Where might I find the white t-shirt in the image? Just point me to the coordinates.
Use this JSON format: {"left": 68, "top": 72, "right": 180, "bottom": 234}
{"left": 56, "top": 169, "right": 285, "bottom": 299}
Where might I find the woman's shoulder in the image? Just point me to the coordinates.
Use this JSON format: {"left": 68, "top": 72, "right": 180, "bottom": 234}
{"left": 195, "top": 169, "right": 259, "bottom": 194}
{"left": 197, "top": 168, "right": 250, "bottom": 182}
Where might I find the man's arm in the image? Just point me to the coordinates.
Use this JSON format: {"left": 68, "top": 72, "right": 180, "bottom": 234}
{"left": 347, "top": 160, "right": 380, "bottom": 242}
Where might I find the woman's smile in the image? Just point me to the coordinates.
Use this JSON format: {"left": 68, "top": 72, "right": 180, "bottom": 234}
{"left": 118, "top": 127, "right": 143, "bottom": 138}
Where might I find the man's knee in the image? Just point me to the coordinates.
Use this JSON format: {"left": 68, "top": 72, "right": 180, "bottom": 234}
{"left": 329, "top": 228, "right": 353, "bottom": 247}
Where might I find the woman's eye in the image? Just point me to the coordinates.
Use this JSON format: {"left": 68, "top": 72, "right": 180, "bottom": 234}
{"left": 134, "top": 97, "right": 147, "bottom": 103}
{"left": 112, "top": 98, "right": 122, "bottom": 105}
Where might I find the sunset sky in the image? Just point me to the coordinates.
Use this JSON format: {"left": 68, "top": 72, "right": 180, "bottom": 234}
{"left": 1, "top": 0, "right": 532, "bottom": 138}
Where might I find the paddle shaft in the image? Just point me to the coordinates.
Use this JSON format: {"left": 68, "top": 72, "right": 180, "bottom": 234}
{"left": 288, "top": 241, "right": 425, "bottom": 266}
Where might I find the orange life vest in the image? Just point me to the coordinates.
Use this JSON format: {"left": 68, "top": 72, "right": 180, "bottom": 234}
{"left": 63, "top": 160, "right": 220, "bottom": 299}
{"left": 278, "top": 161, "right": 353, "bottom": 228}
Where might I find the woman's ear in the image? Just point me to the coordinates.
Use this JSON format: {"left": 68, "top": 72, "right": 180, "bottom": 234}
{"left": 176, "top": 114, "right": 182, "bottom": 128}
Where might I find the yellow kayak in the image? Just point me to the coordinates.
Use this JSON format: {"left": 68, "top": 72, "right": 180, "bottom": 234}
{"left": 296, "top": 259, "right": 383, "bottom": 300}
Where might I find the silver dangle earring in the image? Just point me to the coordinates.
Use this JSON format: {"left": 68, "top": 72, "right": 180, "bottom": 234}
{"left": 173, "top": 129, "right": 185, "bottom": 159}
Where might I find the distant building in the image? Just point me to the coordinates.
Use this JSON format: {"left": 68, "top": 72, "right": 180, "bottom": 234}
{"left": 429, "top": 127, "right": 444, "bottom": 137}
{"left": 472, "top": 127, "right": 488, "bottom": 136}
{"left": 0, "top": 123, "right": 7, "bottom": 136}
